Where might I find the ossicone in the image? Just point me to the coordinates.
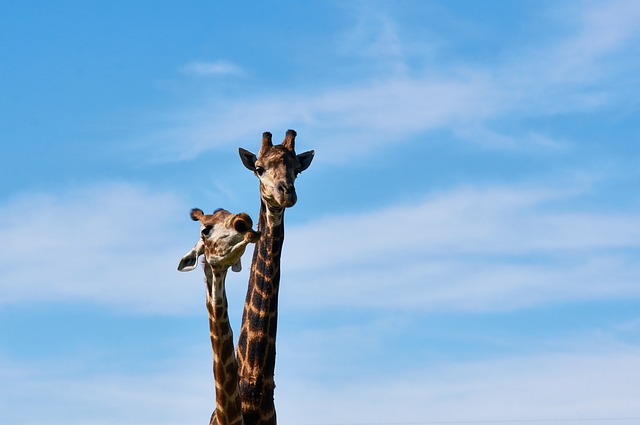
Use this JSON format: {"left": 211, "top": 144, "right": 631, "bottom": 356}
{"left": 282, "top": 129, "right": 297, "bottom": 151}
{"left": 190, "top": 208, "right": 204, "bottom": 221}
{"left": 259, "top": 132, "right": 273, "bottom": 157}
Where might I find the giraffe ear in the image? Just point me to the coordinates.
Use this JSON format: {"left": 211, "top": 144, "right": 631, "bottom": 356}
{"left": 239, "top": 148, "right": 257, "bottom": 172}
{"left": 232, "top": 258, "right": 242, "bottom": 272}
{"left": 297, "top": 150, "right": 315, "bottom": 173}
{"left": 177, "top": 240, "right": 204, "bottom": 272}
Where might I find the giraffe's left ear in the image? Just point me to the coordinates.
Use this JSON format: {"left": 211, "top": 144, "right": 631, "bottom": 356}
{"left": 297, "top": 150, "right": 315, "bottom": 173}
{"left": 177, "top": 240, "right": 204, "bottom": 272}
{"left": 239, "top": 148, "right": 257, "bottom": 172}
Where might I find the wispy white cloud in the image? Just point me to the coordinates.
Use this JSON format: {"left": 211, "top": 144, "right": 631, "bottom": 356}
{"left": 338, "top": 3, "right": 408, "bottom": 75}
{"left": 453, "top": 125, "right": 571, "bottom": 151}
{"left": 287, "top": 184, "right": 640, "bottom": 267}
{"left": 0, "top": 352, "right": 213, "bottom": 425}
{"left": 277, "top": 347, "right": 640, "bottom": 424}
{"left": 281, "top": 184, "right": 640, "bottom": 312}
{"left": 544, "top": 0, "right": 640, "bottom": 84}
{"left": 4, "top": 331, "right": 638, "bottom": 425}
{"left": 3, "top": 181, "right": 638, "bottom": 315}
{"left": 0, "top": 183, "right": 254, "bottom": 314}
{"left": 142, "top": 74, "right": 497, "bottom": 162}
{"left": 140, "top": 1, "right": 640, "bottom": 163}
{"left": 181, "top": 60, "right": 245, "bottom": 77}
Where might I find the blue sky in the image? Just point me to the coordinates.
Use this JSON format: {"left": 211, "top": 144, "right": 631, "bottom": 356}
{"left": 1, "top": 1, "right": 640, "bottom": 424}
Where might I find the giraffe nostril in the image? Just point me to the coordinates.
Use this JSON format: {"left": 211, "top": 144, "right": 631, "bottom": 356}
{"left": 277, "top": 182, "right": 294, "bottom": 194}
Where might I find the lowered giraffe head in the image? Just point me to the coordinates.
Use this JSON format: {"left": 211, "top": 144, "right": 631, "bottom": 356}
{"left": 177, "top": 208, "right": 261, "bottom": 273}
{"left": 239, "top": 130, "right": 314, "bottom": 215}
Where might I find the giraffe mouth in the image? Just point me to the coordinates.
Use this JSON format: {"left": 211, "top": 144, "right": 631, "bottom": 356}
{"left": 263, "top": 193, "right": 295, "bottom": 209}
{"left": 282, "top": 196, "right": 297, "bottom": 208}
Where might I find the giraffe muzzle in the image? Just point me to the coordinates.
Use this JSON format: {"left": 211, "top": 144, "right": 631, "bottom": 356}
{"left": 277, "top": 182, "right": 297, "bottom": 207}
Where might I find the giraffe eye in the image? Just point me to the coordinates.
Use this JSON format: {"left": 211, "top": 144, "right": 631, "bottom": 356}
{"left": 255, "top": 166, "right": 265, "bottom": 176}
{"left": 202, "top": 225, "right": 213, "bottom": 237}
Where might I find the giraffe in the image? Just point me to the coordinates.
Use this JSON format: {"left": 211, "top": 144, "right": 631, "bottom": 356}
{"left": 178, "top": 207, "right": 261, "bottom": 425}
{"left": 236, "top": 130, "right": 314, "bottom": 425}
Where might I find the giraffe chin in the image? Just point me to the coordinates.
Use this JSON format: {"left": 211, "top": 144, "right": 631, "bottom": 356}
{"left": 266, "top": 204, "right": 285, "bottom": 218}
{"left": 264, "top": 196, "right": 295, "bottom": 211}
{"left": 283, "top": 197, "right": 297, "bottom": 208}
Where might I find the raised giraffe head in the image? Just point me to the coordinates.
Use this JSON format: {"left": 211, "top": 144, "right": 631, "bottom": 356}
{"left": 239, "top": 130, "right": 314, "bottom": 214}
{"left": 177, "top": 208, "right": 261, "bottom": 273}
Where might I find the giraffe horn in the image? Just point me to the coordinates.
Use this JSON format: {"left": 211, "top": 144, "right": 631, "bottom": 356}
{"left": 282, "top": 129, "right": 297, "bottom": 151}
{"left": 190, "top": 208, "right": 204, "bottom": 221}
{"left": 259, "top": 132, "right": 273, "bottom": 157}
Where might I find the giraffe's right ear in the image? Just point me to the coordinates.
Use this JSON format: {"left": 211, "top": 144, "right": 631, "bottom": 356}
{"left": 177, "top": 240, "right": 204, "bottom": 272}
{"left": 297, "top": 150, "right": 315, "bottom": 173}
{"left": 239, "top": 148, "right": 257, "bottom": 172}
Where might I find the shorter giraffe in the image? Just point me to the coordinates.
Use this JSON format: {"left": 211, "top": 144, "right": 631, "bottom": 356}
{"left": 178, "top": 208, "right": 261, "bottom": 425}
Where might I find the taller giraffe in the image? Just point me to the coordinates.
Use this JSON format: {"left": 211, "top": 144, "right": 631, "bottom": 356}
{"left": 237, "top": 130, "right": 314, "bottom": 425}
{"left": 178, "top": 208, "right": 260, "bottom": 425}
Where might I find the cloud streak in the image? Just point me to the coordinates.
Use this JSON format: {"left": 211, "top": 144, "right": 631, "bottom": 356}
{"left": 138, "top": 1, "right": 640, "bottom": 163}
{"left": 277, "top": 347, "right": 640, "bottom": 424}
{"left": 2, "top": 181, "right": 639, "bottom": 315}
{"left": 4, "top": 337, "right": 638, "bottom": 425}
{"left": 0, "top": 183, "right": 249, "bottom": 314}
{"left": 282, "top": 184, "right": 640, "bottom": 312}
{"left": 181, "top": 60, "right": 245, "bottom": 77}
{"left": 0, "top": 352, "right": 213, "bottom": 425}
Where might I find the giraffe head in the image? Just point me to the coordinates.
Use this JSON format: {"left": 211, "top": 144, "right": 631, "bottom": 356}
{"left": 177, "top": 208, "right": 260, "bottom": 273}
{"left": 239, "top": 130, "right": 314, "bottom": 215}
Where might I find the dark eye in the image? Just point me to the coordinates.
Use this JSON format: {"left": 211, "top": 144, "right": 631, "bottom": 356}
{"left": 202, "top": 225, "right": 213, "bottom": 237}
{"left": 255, "top": 166, "right": 265, "bottom": 176}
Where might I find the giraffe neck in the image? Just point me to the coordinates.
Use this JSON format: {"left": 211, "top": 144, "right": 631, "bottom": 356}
{"left": 205, "top": 263, "right": 244, "bottom": 425}
{"left": 236, "top": 201, "right": 284, "bottom": 425}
